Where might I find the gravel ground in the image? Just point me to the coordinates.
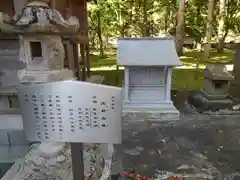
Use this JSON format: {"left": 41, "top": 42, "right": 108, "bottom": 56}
{"left": 121, "top": 102, "right": 240, "bottom": 180}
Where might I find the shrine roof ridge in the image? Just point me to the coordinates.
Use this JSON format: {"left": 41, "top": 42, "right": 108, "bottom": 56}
{"left": 117, "top": 37, "right": 182, "bottom": 66}
{"left": 118, "top": 37, "right": 175, "bottom": 40}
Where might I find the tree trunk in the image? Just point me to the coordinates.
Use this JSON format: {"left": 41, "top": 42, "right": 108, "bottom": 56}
{"left": 195, "top": 3, "right": 202, "bottom": 46}
{"left": 105, "top": 35, "right": 109, "bottom": 49}
{"left": 142, "top": 0, "right": 149, "bottom": 36}
{"left": 175, "top": 0, "right": 185, "bottom": 56}
{"left": 96, "top": 7, "right": 104, "bottom": 57}
{"left": 194, "top": 4, "right": 201, "bottom": 25}
{"left": 204, "top": 0, "right": 215, "bottom": 60}
{"left": 116, "top": 3, "right": 125, "bottom": 37}
{"left": 217, "top": 0, "right": 226, "bottom": 52}
{"left": 218, "top": 31, "right": 229, "bottom": 53}
{"left": 164, "top": 6, "right": 170, "bottom": 32}
{"left": 126, "top": 0, "right": 134, "bottom": 37}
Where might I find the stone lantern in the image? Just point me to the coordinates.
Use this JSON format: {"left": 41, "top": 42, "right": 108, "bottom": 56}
{"left": 117, "top": 37, "right": 182, "bottom": 121}
{"left": 189, "top": 63, "right": 235, "bottom": 112}
{"left": 0, "top": 0, "right": 80, "bottom": 164}
{"left": 0, "top": 0, "right": 80, "bottom": 84}
{"left": 0, "top": 2, "right": 115, "bottom": 180}
{"left": 203, "top": 64, "right": 234, "bottom": 100}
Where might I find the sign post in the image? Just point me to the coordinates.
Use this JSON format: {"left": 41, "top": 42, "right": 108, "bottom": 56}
{"left": 19, "top": 80, "right": 122, "bottom": 180}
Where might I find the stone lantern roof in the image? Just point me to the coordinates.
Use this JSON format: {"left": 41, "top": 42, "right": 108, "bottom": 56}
{"left": 204, "top": 64, "right": 234, "bottom": 81}
{"left": 0, "top": 0, "right": 80, "bottom": 34}
{"left": 28, "top": 0, "right": 50, "bottom": 6}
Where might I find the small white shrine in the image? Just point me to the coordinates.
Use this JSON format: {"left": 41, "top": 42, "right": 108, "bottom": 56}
{"left": 117, "top": 37, "right": 182, "bottom": 120}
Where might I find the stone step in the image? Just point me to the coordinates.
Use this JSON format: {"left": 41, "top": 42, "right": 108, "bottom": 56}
{"left": 0, "top": 114, "right": 23, "bottom": 130}
{"left": 0, "top": 109, "right": 20, "bottom": 115}
{"left": 0, "top": 145, "right": 29, "bottom": 163}
{"left": 0, "top": 58, "right": 25, "bottom": 70}
{"left": 0, "top": 162, "right": 13, "bottom": 179}
{"left": 0, "top": 86, "right": 19, "bottom": 95}
{"left": 0, "top": 130, "right": 29, "bottom": 146}
{"left": 0, "top": 50, "right": 19, "bottom": 56}
{"left": 0, "top": 40, "right": 19, "bottom": 49}
{"left": 0, "top": 56, "right": 19, "bottom": 61}
{"left": 123, "top": 104, "right": 180, "bottom": 121}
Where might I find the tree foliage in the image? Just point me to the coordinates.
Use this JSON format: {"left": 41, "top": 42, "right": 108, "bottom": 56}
{"left": 87, "top": 0, "right": 240, "bottom": 52}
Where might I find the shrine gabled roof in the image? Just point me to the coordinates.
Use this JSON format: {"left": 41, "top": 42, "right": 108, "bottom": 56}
{"left": 117, "top": 37, "right": 182, "bottom": 66}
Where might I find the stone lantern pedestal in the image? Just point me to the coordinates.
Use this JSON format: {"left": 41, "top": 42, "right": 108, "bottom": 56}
{"left": 189, "top": 64, "right": 235, "bottom": 112}
{"left": 229, "top": 43, "right": 240, "bottom": 101}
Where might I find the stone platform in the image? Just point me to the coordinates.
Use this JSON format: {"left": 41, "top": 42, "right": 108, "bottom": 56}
{"left": 188, "top": 92, "right": 236, "bottom": 113}
{"left": 229, "top": 83, "right": 240, "bottom": 102}
{"left": 123, "top": 103, "right": 179, "bottom": 121}
{"left": 1, "top": 143, "right": 113, "bottom": 180}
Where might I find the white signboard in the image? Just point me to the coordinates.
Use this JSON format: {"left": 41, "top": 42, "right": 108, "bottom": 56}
{"left": 19, "top": 80, "right": 122, "bottom": 144}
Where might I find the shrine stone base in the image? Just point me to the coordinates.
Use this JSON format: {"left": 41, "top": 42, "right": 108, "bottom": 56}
{"left": 123, "top": 103, "right": 180, "bottom": 121}
{"left": 188, "top": 92, "right": 235, "bottom": 113}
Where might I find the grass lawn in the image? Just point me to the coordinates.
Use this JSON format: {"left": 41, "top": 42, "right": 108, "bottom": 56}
{"left": 90, "top": 48, "right": 235, "bottom": 90}
{"left": 92, "top": 69, "right": 203, "bottom": 90}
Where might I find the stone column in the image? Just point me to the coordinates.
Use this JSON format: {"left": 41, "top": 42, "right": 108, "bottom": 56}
{"left": 13, "top": 0, "right": 28, "bottom": 16}
{"left": 124, "top": 67, "right": 130, "bottom": 103}
{"left": 165, "top": 67, "right": 172, "bottom": 102}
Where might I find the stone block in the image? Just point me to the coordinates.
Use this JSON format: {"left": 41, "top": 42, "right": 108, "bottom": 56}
{"left": 188, "top": 92, "right": 235, "bottom": 113}
{"left": 0, "top": 86, "right": 18, "bottom": 96}
{"left": 18, "top": 69, "right": 74, "bottom": 84}
{"left": 8, "top": 130, "right": 29, "bottom": 146}
{"left": 0, "top": 96, "right": 10, "bottom": 109}
{"left": 0, "top": 70, "right": 21, "bottom": 86}
{"left": 0, "top": 145, "right": 30, "bottom": 163}
{"left": 229, "top": 83, "right": 240, "bottom": 101}
{"left": 0, "top": 131, "right": 9, "bottom": 145}
{"left": 0, "top": 114, "right": 23, "bottom": 131}
{"left": 203, "top": 79, "right": 229, "bottom": 100}
{"left": 123, "top": 103, "right": 180, "bottom": 121}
